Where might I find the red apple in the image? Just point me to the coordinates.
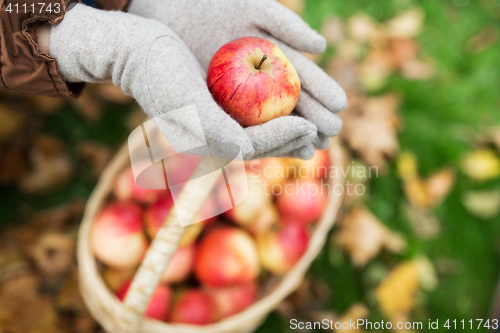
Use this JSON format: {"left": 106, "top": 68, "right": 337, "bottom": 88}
{"left": 113, "top": 166, "right": 166, "bottom": 204}
{"left": 245, "top": 203, "right": 279, "bottom": 236}
{"left": 247, "top": 157, "right": 287, "bottom": 188}
{"left": 161, "top": 244, "right": 195, "bottom": 284}
{"left": 219, "top": 168, "right": 273, "bottom": 228}
{"left": 144, "top": 195, "right": 214, "bottom": 243}
{"left": 91, "top": 201, "right": 148, "bottom": 269}
{"left": 276, "top": 178, "right": 327, "bottom": 225}
{"left": 204, "top": 283, "right": 258, "bottom": 319}
{"left": 207, "top": 37, "right": 301, "bottom": 127}
{"left": 194, "top": 227, "right": 259, "bottom": 287}
{"left": 169, "top": 289, "right": 218, "bottom": 325}
{"left": 284, "top": 149, "right": 330, "bottom": 179}
{"left": 256, "top": 222, "right": 309, "bottom": 275}
{"left": 116, "top": 280, "right": 171, "bottom": 321}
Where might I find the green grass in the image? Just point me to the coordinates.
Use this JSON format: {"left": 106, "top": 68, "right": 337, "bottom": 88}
{"left": 270, "top": 0, "right": 500, "bottom": 332}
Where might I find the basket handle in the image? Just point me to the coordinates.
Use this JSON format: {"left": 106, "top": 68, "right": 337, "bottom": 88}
{"left": 120, "top": 156, "right": 217, "bottom": 332}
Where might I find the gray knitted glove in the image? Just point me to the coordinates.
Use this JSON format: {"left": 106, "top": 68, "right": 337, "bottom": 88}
{"left": 49, "top": 4, "right": 318, "bottom": 159}
{"left": 128, "top": 0, "right": 347, "bottom": 150}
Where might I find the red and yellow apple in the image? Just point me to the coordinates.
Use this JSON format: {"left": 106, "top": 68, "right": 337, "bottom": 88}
{"left": 276, "top": 178, "right": 327, "bottom": 225}
{"left": 91, "top": 201, "right": 148, "bottom": 269}
{"left": 194, "top": 227, "right": 259, "bottom": 287}
{"left": 161, "top": 244, "right": 195, "bottom": 284}
{"left": 204, "top": 283, "right": 258, "bottom": 319}
{"left": 113, "top": 166, "right": 166, "bottom": 205}
{"left": 256, "top": 222, "right": 309, "bottom": 275}
{"left": 169, "top": 289, "right": 218, "bottom": 325}
{"left": 116, "top": 280, "right": 171, "bottom": 321}
{"left": 207, "top": 37, "right": 300, "bottom": 127}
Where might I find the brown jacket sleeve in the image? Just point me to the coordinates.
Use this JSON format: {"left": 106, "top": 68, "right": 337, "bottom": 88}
{"left": 0, "top": 0, "right": 129, "bottom": 98}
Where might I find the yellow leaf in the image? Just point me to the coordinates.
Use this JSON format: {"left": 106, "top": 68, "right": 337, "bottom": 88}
{"left": 397, "top": 152, "right": 418, "bottom": 181}
{"left": 461, "top": 149, "right": 500, "bottom": 180}
{"left": 385, "top": 8, "right": 424, "bottom": 38}
{"left": 462, "top": 190, "right": 500, "bottom": 220}
{"left": 335, "top": 207, "right": 407, "bottom": 267}
{"left": 376, "top": 261, "right": 420, "bottom": 319}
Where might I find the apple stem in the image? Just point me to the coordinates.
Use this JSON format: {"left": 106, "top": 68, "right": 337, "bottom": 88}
{"left": 256, "top": 55, "right": 268, "bottom": 70}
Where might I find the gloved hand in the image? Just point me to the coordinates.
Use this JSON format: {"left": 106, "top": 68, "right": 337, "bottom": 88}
{"left": 47, "top": 4, "right": 319, "bottom": 159}
{"left": 128, "top": 0, "right": 347, "bottom": 150}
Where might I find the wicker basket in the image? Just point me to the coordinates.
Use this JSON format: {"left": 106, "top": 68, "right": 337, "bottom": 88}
{"left": 77, "top": 136, "right": 344, "bottom": 333}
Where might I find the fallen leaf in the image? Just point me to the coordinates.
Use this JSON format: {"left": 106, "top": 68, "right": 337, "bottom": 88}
{"left": 0, "top": 274, "right": 58, "bottom": 333}
{"left": 340, "top": 94, "right": 400, "bottom": 170}
{"left": 462, "top": 189, "right": 500, "bottom": 219}
{"left": 358, "top": 48, "right": 395, "bottom": 91}
{"left": 19, "top": 147, "right": 73, "bottom": 193}
{"left": 0, "top": 104, "right": 25, "bottom": 141}
{"left": 30, "top": 232, "right": 75, "bottom": 284}
{"left": 305, "top": 303, "right": 368, "bottom": 333}
{"left": 95, "top": 82, "right": 133, "bottom": 104}
{"left": 385, "top": 8, "right": 425, "bottom": 38}
{"left": 397, "top": 152, "right": 418, "bottom": 181}
{"left": 461, "top": 149, "right": 500, "bottom": 180}
{"left": 400, "top": 59, "right": 435, "bottom": 80}
{"left": 403, "top": 202, "right": 441, "bottom": 239}
{"left": 321, "top": 16, "right": 345, "bottom": 46}
{"left": 0, "top": 148, "right": 28, "bottom": 185}
{"left": 279, "top": 277, "right": 331, "bottom": 317}
{"left": 327, "top": 58, "right": 361, "bottom": 91}
{"left": 348, "top": 14, "right": 383, "bottom": 43}
{"left": 335, "top": 207, "right": 407, "bottom": 267}
{"left": 78, "top": 141, "right": 113, "bottom": 177}
{"left": 375, "top": 260, "right": 420, "bottom": 320}
{"left": 426, "top": 168, "right": 455, "bottom": 205}
{"left": 29, "top": 95, "right": 64, "bottom": 114}
{"left": 389, "top": 39, "right": 419, "bottom": 66}
{"left": 70, "top": 85, "right": 102, "bottom": 121}
{"left": 277, "top": 0, "right": 304, "bottom": 14}
{"left": 467, "top": 26, "right": 498, "bottom": 53}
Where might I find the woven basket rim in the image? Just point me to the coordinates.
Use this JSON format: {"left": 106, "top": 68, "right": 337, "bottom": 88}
{"left": 77, "top": 137, "right": 344, "bottom": 333}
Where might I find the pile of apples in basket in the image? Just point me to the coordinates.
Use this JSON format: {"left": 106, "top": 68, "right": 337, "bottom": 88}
{"left": 91, "top": 150, "right": 330, "bottom": 325}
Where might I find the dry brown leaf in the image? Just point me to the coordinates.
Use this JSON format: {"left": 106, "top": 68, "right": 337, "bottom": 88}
{"left": 462, "top": 189, "right": 500, "bottom": 220}
{"left": 70, "top": 86, "right": 102, "bottom": 121}
{"left": 279, "top": 277, "right": 331, "bottom": 317}
{"left": 29, "top": 95, "right": 65, "bottom": 114}
{"left": 78, "top": 141, "right": 113, "bottom": 176}
{"left": 0, "top": 274, "right": 58, "bottom": 333}
{"left": 30, "top": 233, "right": 75, "bottom": 283}
{"left": 340, "top": 94, "right": 400, "bottom": 170}
{"left": 385, "top": 8, "right": 424, "bottom": 38}
{"left": 321, "top": 16, "right": 345, "bottom": 46}
{"left": 467, "top": 26, "right": 498, "bottom": 53}
{"left": 426, "top": 168, "right": 455, "bottom": 205}
{"left": 400, "top": 59, "right": 435, "bottom": 80}
{"left": 348, "top": 14, "right": 383, "bottom": 43}
{"left": 335, "top": 207, "right": 407, "bottom": 267}
{"left": 461, "top": 148, "right": 500, "bottom": 180}
{"left": 327, "top": 58, "right": 361, "bottom": 91}
{"left": 0, "top": 104, "right": 25, "bottom": 141}
{"left": 403, "top": 202, "right": 441, "bottom": 239}
{"left": 389, "top": 38, "right": 419, "bottom": 66}
{"left": 277, "top": 0, "right": 304, "bottom": 14}
{"left": 0, "top": 148, "right": 28, "bottom": 185}
{"left": 358, "top": 49, "right": 395, "bottom": 91}
{"left": 19, "top": 147, "right": 73, "bottom": 193}
{"left": 95, "top": 82, "right": 133, "bottom": 104}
